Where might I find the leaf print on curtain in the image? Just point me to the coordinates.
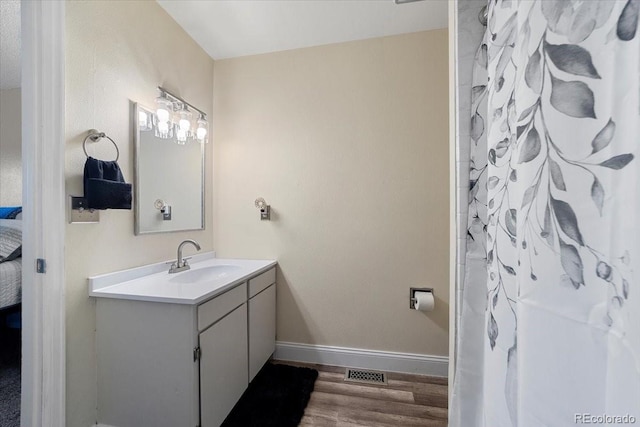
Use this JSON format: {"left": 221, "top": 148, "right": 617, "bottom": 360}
{"left": 451, "top": 1, "right": 640, "bottom": 426}
{"left": 449, "top": 15, "right": 490, "bottom": 427}
{"left": 484, "top": 1, "right": 519, "bottom": 425}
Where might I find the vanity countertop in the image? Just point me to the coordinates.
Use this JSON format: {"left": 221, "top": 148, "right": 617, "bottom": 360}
{"left": 88, "top": 252, "right": 277, "bottom": 305}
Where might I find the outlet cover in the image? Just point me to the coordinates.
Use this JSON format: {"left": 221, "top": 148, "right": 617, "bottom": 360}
{"left": 69, "top": 196, "right": 100, "bottom": 223}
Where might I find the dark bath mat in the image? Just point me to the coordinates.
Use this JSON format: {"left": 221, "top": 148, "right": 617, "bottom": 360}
{"left": 0, "top": 330, "right": 21, "bottom": 427}
{"left": 0, "top": 362, "right": 20, "bottom": 427}
{"left": 221, "top": 363, "right": 318, "bottom": 427}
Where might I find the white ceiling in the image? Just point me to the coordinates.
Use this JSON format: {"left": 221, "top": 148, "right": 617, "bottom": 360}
{"left": 0, "top": 0, "right": 21, "bottom": 89}
{"left": 157, "top": 0, "right": 448, "bottom": 60}
{"left": 0, "top": 1, "right": 448, "bottom": 89}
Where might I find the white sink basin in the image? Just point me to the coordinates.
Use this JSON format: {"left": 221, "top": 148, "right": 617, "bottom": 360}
{"left": 89, "top": 254, "right": 277, "bottom": 304}
{"left": 169, "top": 265, "right": 243, "bottom": 284}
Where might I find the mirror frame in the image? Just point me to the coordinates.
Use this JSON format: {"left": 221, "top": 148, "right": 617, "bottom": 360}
{"left": 133, "top": 102, "right": 205, "bottom": 235}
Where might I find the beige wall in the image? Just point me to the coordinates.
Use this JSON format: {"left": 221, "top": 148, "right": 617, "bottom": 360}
{"left": 65, "top": 2, "right": 213, "bottom": 426}
{"left": 0, "top": 88, "right": 22, "bottom": 205}
{"left": 213, "top": 30, "right": 449, "bottom": 356}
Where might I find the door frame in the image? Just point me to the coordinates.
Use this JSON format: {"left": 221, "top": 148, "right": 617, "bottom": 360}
{"left": 447, "top": 0, "right": 457, "bottom": 407}
{"left": 20, "top": 1, "right": 66, "bottom": 426}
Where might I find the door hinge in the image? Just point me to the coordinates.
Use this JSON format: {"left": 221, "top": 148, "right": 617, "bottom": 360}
{"left": 36, "top": 258, "right": 47, "bottom": 274}
{"left": 193, "top": 346, "right": 201, "bottom": 362}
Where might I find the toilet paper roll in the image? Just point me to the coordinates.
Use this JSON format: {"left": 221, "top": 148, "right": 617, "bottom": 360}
{"left": 414, "top": 291, "right": 435, "bottom": 312}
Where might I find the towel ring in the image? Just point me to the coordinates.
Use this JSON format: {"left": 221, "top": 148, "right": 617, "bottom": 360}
{"left": 83, "top": 130, "right": 120, "bottom": 162}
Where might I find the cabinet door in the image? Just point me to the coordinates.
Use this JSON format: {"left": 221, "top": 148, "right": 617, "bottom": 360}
{"left": 249, "top": 284, "right": 276, "bottom": 381}
{"left": 199, "top": 303, "right": 248, "bottom": 427}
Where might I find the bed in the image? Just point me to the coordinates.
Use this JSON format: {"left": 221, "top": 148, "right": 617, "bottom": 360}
{"left": 0, "top": 258, "right": 21, "bottom": 310}
{"left": 0, "top": 208, "right": 23, "bottom": 311}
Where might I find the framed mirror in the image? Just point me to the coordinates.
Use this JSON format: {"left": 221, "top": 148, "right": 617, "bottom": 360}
{"left": 133, "top": 103, "right": 205, "bottom": 234}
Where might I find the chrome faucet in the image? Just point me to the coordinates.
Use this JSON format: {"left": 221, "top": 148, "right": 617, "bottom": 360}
{"left": 169, "top": 239, "right": 201, "bottom": 274}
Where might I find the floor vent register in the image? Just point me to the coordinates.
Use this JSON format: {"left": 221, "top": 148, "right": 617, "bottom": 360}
{"left": 344, "top": 368, "right": 388, "bottom": 385}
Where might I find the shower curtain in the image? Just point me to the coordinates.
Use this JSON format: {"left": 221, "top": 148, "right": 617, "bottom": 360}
{"left": 452, "top": 1, "right": 640, "bottom": 426}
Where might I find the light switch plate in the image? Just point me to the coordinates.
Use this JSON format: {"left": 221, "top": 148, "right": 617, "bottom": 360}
{"left": 69, "top": 196, "right": 100, "bottom": 223}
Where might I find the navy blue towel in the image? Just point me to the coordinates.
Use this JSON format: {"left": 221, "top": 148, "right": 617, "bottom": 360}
{"left": 83, "top": 157, "right": 132, "bottom": 210}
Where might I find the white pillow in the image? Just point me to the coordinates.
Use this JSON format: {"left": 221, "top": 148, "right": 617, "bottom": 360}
{"left": 0, "top": 219, "right": 22, "bottom": 231}
{"left": 0, "top": 219, "right": 22, "bottom": 261}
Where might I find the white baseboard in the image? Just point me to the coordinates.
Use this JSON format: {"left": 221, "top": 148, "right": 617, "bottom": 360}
{"left": 274, "top": 341, "right": 448, "bottom": 377}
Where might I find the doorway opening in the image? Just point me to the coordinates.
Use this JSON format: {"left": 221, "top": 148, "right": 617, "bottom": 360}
{"left": 0, "top": 0, "right": 23, "bottom": 424}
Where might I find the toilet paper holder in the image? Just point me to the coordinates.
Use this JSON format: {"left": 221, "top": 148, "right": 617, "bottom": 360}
{"left": 410, "top": 287, "right": 433, "bottom": 309}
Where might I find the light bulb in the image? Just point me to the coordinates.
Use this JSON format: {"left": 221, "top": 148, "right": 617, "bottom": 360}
{"left": 138, "top": 111, "right": 149, "bottom": 130}
{"left": 157, "top": 108, "right": 170, "bottom": 123}
{"left": 155, "top": 95, "right": 173, "bottom": 124}
{"left": 179, "top": 118, "right": 191, "bottom": 132}
{"left": 155, "top": 120, "right": 173, "bottom": 139}
{"left": 178, "top": 105, "right": 192, "bottom": 132}
{"left": 176, "top": 128, "right": 187, "bottom": 144}
{"left": 196, "top": 115, "right": 208, "bottom": 143}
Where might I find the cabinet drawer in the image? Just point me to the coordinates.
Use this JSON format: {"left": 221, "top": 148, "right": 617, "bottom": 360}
{"left": 248, "top": 268, "right": 276, "bottom": 298}
{"left": 198, "top": 283, "right": 247, "bottom": 331}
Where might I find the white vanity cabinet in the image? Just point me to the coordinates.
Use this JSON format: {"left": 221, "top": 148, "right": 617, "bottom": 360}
{"left": 248, "top": 268, "right": 277, "bottom": 381}
{"left": 94, "top": 263, "right": 276, "bottom": 427}
{"left": 198, "top": 284, "right": 248, "bottom": 427}
{"left": 96, "top": 297, "right": 204, "bottom": 427}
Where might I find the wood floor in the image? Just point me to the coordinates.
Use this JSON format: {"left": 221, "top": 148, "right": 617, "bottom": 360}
{"left": 273, "top": 361, "right": 448, "bottom": 427}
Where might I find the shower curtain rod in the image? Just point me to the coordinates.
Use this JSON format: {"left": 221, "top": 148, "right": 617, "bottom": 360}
{"left": 394, "top": 0, "right": 488, "bottom": 27}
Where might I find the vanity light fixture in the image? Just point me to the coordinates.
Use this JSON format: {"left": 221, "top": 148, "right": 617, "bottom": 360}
{"left": 175, "top": 127, "right": 188, "bottom": 144}
{"left": 154, "top": 118, "right": 173, "bottom": 139}
{"left": 154, "top": 93, "right": 173, "bottom": 125}
{"left": 178, "top": 104, "right": 192, "bottom": 133}
{"left": 196, "top": 113, "right": 208, "bottom": 143}
{"left": 154, "top": 92, "right": 174, "bottom": 139}
{"left": 150, "top": 87, "right": 209, "bottom": 144}
{"left": 138, "top": 110, "right": 152, "bottom": 132}
{"left": 175, "top": 104, "right": 191, "bottom": 145}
